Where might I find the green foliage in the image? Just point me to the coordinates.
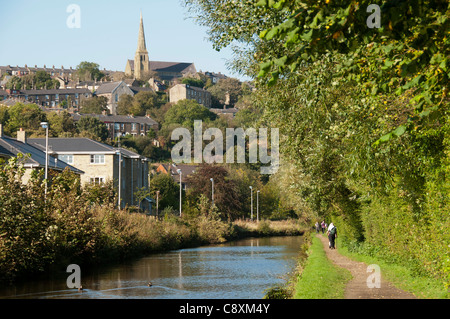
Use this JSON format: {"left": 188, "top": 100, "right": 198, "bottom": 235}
{"left": 163, "top": 99, "right": 217, "bottom": 128}
{"left": 184, "top": 0, "right": 450, "bottom": 289}
{"left": 6, "top": 102, "right": 47, "bottom": 134}
{"left": 149, "top": 173, "right": 180, "bottom": 212}
{"left": 80, "top": 96, "right": 109, "bottom": 114}
{"left": 75, "top": 61, "right": 105, "bottom": 81}
{"left": 6, "top": 71, "right": 60, "bottom": 90}
{"left": 185, "top": 164, "right": 242, "bottom": 221}
{"left": 181, "top": 77, "right": 205, "bottom": 88}
{"left": 76, "top": 116, "right": 109, "bottom": 141}
{"left": 117, "top": 91, "right": 165, "bottom": 116}
{"left": 207, "top": 77, "right": 244, "bottom": 107}
{"left": 46, "top": 111, "right": 77, "bottom": 137}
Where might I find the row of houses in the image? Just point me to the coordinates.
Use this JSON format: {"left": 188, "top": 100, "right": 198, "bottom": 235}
{"left": 0, "top": 124, "right": 152, "bottom": 211}
{"left": 0, "top": 80, "right": 214, "bottom": 113}
{"left": 0, "top": 124, "right": 203, "bottom": 212}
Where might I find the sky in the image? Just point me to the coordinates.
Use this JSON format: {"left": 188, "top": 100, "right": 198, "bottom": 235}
{"left": 0, "top": 0, "right": 248, "bottom": 80}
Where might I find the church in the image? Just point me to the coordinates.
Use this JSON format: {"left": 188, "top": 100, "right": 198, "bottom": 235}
{"left": 125, "top": 13, "right": 197, "bottom": 82}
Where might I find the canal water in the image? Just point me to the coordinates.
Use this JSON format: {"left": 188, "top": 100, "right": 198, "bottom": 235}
{"left": 0, "top": 236, "right": 304, "bottom": 299}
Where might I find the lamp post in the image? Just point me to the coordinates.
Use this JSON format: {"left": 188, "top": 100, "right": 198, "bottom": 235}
{"left": 177, "top": 169, "right": 182, "bottom": 217}
{"left": 210, "top": 178, "right": 214, "bottom": 206}
{"left": 116, "top": 136, "right": 122, "bottom": 209}
{"left": 249, "top": 186, "right": 253, "bottom": 221}
{"left": 40, "top": 122, "right": 49, "bottom": 195}
{"left": 156, "top": 190, "right": 160, "bottom": 219}
{"left": 257, "top": 190, "right": 260, "bottom": 222}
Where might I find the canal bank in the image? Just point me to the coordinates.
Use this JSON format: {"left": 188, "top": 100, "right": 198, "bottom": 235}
{"left": 1, "top": 211, "right": 306, "bottom": 287}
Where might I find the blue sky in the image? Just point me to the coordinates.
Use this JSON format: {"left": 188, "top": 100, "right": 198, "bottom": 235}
{"left": 0, "top": 0, "right": 247, "bottom": 80}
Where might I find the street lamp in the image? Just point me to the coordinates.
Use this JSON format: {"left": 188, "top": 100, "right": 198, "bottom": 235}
{"left": 40, "top": 122, "right": 49, "bottom": 195}
{"left": 116, "top": 149, "right": 122, "bottom": 209}
{"left": 256, "top": 190, "right": 260, "bottom": 222}
{"left": 249, "top": 186, "right": 253, "bottom": 221}
{"left": 156, "top": 190, "right": 160, "bottom": 219}
{"left": 210, "top": 178, "right": 214, "bottom": 206}
{"left": 177, "top": 169, "right": 182, "bottom": 217}
{"left": 116, "top": 136, "right": 122, "bottom": 209}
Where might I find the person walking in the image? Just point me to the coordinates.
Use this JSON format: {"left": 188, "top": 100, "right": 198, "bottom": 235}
{"left": 315, "top": 222, "right": 320, "bottom": 234}
{"left": 327, "top": 223, "right": 337, "bottom": 249}
{"left": 321, "top": 220, "right": 326, "bottom": 234}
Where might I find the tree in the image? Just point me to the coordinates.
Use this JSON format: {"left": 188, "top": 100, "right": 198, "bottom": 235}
{"left": 207, "top": 77, "right": 243, "bottom": 107}
{"left": 76, "top": 116, "right": 108, "bottom": 141}
{"left": 75, "top": 61, "right": 105, "bottom": 81}
{"left": 80, "top": 96, "right": 108, "bottom": 114}
{"left": 47, "top": 111, "right": 77, "bottom": 137}
{"left": 34, "top": 71, "right": 60, "bottom": 90}
{"left": 6, "top": 103, "right": 47, "bottom": 134}
{"left": 254, "top": 0, "right": 449, "bottom": 141}
{"left": 116, "top": 91, "right": 161, "bottom": 116}
{"left": 5, "top": 76, "right": 22, "bottom": 90}
{"left": 163, "top": 99, "right": 217, "bottom": 128}
{"left": 185, "top": 164, "right": 242, "bottom": 221}
{"left": 149, "top": 173, "right": 179, "bottom": 212}
{"left": 117, "top": 94, "right": 134, "bottom": 115}
{"left": 181, "top": 77, "right": 205, "bottom": 88}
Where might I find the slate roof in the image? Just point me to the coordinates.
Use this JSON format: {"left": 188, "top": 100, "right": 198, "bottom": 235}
{"left": 71, "top": 113, "right": 158, "bottom": 126}
{"left": 30, "top": 138, "right": 117, "bottom": 154}
{"left": 0, "top": 135, "right": 84, "bottom": 174}
{"left": 29, "top": 137, "right": 146, "bottom": 160}
{"left": 158, "top": 163, "right": 198, "bottom": 184}
{"left": 127, "top": 60, "right": 196, "bottom": 74}
{"left": 95, "top": 81, "right": 124, "bottom": 94}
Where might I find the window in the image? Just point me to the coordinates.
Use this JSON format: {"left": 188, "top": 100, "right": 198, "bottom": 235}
{"left": 58, "top": 154, "right": 73, "bottom": 164}
{"left": 131, "top": 123, "right": 137, "bottom": 131}
{"left": 114, "top": 123, "right": 120, "bottom": 130}
{"left": 90, "top": 154, "right": 105, "bottom": 164}
{"left": 90, "top": 177, "right": 105, "bottom": 185}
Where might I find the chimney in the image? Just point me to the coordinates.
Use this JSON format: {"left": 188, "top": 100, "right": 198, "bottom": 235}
{"left": 17, "top": 128, "right": 27, "bottom": 143}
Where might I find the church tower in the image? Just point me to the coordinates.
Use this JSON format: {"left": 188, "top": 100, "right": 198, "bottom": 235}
{"left": 134, "top": 12, "right": 149, "bottom": 80}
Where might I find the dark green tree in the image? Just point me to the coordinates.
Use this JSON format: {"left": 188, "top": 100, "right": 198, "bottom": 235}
{"left": 76, "top": 116, "right": 108, "bottom": 141}
{"left": 80, "top": 96, "right": 109, "bottom": 114}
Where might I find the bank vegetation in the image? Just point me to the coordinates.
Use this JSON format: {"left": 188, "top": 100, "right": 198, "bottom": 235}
{"left": 0, "top": 157, "right": 304, "bottom": 284}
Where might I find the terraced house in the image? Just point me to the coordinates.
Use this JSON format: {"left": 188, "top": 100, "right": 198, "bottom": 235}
{"left": 0, "top": 125, "right": 84, "bottom": 183}
{"left": 3, "top": 88, "right": 92, "bottom": 108}
{"left": 29, "top": 137, "right": 152, "bottom": 210}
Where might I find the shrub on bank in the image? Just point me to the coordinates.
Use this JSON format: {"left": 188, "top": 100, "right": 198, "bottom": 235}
{"left": 0, "top": 157, "right": 305, "bottom": 284}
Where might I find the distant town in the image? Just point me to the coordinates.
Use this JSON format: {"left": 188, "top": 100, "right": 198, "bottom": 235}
{"left": 0, "top": 13, "right": 257, "bottom": 213}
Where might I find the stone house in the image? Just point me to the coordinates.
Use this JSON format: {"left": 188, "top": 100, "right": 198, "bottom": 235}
{"left": 169, "top": 84, "right": 212, "bottom": 108}
{"left": 95, "top": 81, "right": 134, "bottom": 115}
{"left": 29, "top": 137, "right": 151, "bottom": 210}
{"left": 2, "top": 88, "right": 92, "bottom": 109}
{"left": 0, "top": 125, "right": 84, "bottom": 183}
{"left": 71, "top": 113, "right": 159, "bottom": 139}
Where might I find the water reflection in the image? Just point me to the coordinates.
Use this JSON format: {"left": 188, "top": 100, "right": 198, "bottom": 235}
{"left": 0, "top": 236, "right": 304, "bottom": 299}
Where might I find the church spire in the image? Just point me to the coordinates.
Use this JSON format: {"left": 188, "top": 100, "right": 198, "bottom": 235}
{"left": 134, "top": 11, "right": 149, "bottom": 80}
{"left": 137, "top": 11, "right": 147, "bottom": 53}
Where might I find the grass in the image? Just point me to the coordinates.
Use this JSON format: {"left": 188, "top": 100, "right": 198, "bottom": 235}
{"left": 337, "top": 244, "right": 449, "bottom": 299}
{"left": 293, "top": 235, "right": 352, "bottom": 299}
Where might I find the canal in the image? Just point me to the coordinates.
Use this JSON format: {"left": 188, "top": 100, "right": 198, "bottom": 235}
{"left": 0, "top": 236, "right": 305, "bottom": 299}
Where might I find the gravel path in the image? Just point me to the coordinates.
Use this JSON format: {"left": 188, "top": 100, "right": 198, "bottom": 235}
{"left": 316, "top": 234, "right": 416, "bottom": 299}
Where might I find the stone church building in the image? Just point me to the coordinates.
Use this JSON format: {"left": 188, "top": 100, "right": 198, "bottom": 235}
{"left": 125, "top": 13, "right": 197, "bottom": 82}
